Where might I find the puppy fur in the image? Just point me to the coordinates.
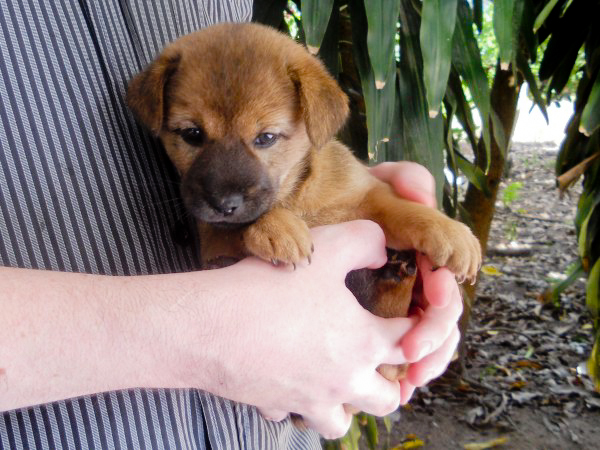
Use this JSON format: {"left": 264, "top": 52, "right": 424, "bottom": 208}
{"left": 128, "top": 22, "right": 480, "bottom": 286}
{"left": 128, "top": 24, "right": 481, "bottom": 392}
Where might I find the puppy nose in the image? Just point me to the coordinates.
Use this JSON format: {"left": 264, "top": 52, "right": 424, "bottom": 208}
{"left": 214, "top": 194, "right": 243, "bottom": 216}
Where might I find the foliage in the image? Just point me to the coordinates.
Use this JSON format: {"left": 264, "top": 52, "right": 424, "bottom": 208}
{"left": 252, "top": 0, "right": 600, "bottom": 444}
{"left": 538, "top": 0, "right": 600, "bottom": 388}
{"left": 502, "top": 181, "right": 524, "bottom": 208}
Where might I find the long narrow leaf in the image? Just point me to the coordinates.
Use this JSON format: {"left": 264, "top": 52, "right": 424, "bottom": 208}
{"left": 589, "top": 333, "right": 600, "bottom": 390}
{"left": 350, "top": 0, "right": 397, "bottom": 161}
{"left": 533, "top": 0, "right": 560, "bottom": 32}
{"left": 420, "top": 0, "right": 458, "bottom": 117}
{"left": 473, "top": 0, "right": 483, "bottom": 33}
{"left": 339, "top": 416, "right": 361, "bottom": 450}
{"left": 447, "top": 69, "right": 479, "bottom": 153}
{"left": 580, "top": 72, "right": 600, "bottom": 136}
{"left": 452, "top": 1, "right": 492, "bottom": 169}
{"left": 587, "top": 258, "right": 600, "bottom": 320}
{"left": 545, "top": 259, "right": 585, "bottom": 305}
{"left": 397, "top": 0, "right": 445, "bottom": 204}
{"left": 578, "top": 192, "right": 600, "bottom": 268}
{"left": 364, "top": 0, "right": 401, "bottom": 89}
{"left": 493, "top": 0, "right": 516, "bottom": 69}
{"left": 520, "top": 0, "right": 538, "bottom": 63}
{"left": 301, "top": 0, "right": 335, "bottom": 53}
{"left": 511, "top": 0, "right": 525, "bottom": 76}
{"left": 455, "top": 151, "right": 491, "bottom": 196}
{"left": 538, "top": 0, "right": 589, "bottom": 82}
{"left": 364, "top": 414, "right": 379, "bottom": 449}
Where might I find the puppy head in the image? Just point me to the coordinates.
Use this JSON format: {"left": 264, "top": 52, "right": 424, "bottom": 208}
{"left": 127, "top": 23, "right": 349, "bottom": 226}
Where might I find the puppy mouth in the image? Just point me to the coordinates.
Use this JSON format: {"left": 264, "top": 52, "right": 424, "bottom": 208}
{"left": 183, "top": 191, "right": 273, "bottom": 227}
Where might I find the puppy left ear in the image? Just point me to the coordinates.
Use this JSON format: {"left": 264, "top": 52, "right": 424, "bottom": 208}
{"left": 288, "top": 52, "right": 349, "bottom": 149}
{"left": 127, "top": 48, "right": 181, "bottom": 135}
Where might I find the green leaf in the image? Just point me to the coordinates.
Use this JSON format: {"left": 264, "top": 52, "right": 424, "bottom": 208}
{"left": 301, "top": 0, "right": 335, "bottom": 53}
{"left": 580, "top": 72, "right": 600, "bottom": 136}
{"left": 520, "top": 0, "right": 538, "bottom": 63}
{"left": 452, "top": 1, "right": 492, "bottom": 170}
{"left": 349, "top": 0, "right": 397, "bottom": 161}
{"left": 316, "top": 2, "right": 341, "bottom": 78}
{"left": 364, "top": 0, "right": 401, "bottom": 89}
{"left": 455, "top": 151, "right": 491, "bottom": 197}
{"left": 397, "top": 0, "right": 445, "bottom": 205}
{"left": 473, "top": 0, "right": 483, "bottom": 33}
{"left": 339, "top": 416, "right": 361, "bottom": 450}
{"left": 533, "top": 0, "right": 560, "bottom": 33}
{"left": 383, "top": 415, "right": 392, "bottom": 434}
{"left": 493, "top": 0, "right": 516, "bottom": 69}
{"left": 510, "top": 0, "right": 525, "bottom": 75}
{"left": 538, "top": 0, "right": 589, "bottom": 83}
{"left": 548, "top": 260, "right": 585, "bottom": 305}
{"left": 588, "top": 332, "right": 600, "bottom": 390}
{"left": 446, "top": 69, "right": 479, "bottom": 154}
{"left": 578, "top": 191, "right": 600, "bottom": 265}
{"left": 587, "top": 257, "right": 600, "bottom": 320}
{"left": 365, "top": 414, "right": 379, "bottom": 449}
{"left": 420, "top": 0, "right": 458, "bottom": 117}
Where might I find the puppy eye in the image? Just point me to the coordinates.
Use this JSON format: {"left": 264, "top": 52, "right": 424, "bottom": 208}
{"left": 254, "top": 133, "right": 278, "bottom": 148}
{"left": 179, "top": 127, "right": 205, "bottom": 146}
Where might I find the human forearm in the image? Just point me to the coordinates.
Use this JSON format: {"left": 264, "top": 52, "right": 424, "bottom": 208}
{"left": 0, "top": 267, "right": 214, "bottom": 410}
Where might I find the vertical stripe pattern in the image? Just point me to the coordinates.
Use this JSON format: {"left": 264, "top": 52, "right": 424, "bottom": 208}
{"left": 0, "top": 0, "right": 320, "bottom": 448}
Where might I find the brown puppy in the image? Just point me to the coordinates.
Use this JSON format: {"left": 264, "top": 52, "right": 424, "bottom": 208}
{"left": 127, "top": 22, "right": 481, "bottom": 376}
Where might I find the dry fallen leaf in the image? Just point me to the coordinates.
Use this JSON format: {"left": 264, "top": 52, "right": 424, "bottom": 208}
{"left": 481, "top": 265, "right": 503, "bottom": 276}
{"left": 513, "top": 360, "right": 543, "bottom": 370}
{"left": 391, "top": 435, "right": 425, "bottom": 449}
{"left": 510, "top": 380, "right": 527, "bottom": 390}
{"left": 463, "top": 436, "right": 509, "bottom": 450}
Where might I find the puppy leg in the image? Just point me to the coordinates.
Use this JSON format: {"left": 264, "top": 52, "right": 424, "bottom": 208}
{"left": 360, "top": 183, "right": 481, "bottom": 282}
{"left": 372, "top": 250, "right": 417, "bottom": 381}
{"left": 198, "top": 223, "right": 246, "bottom": 269}
{"left": 243, "top": 207, "right": 313, "bottom": 266}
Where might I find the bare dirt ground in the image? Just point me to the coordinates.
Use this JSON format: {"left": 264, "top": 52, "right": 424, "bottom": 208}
{"left": 379, "top": 101, "right": 600, "bottom": 449}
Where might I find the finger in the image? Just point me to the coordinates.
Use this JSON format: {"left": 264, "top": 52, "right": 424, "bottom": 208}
{"left": 369, "top": 162, "right": 437, "bottom": 208}
{"left": 257, "top": 407, "right": 288, "bottom": 422}
{"left": 303, "top": 405, "right": 353, "bottom": 440}
{"left": 377, "top": 315, "right": 420, "bottom": 365}
{"left": 349, "top": 373, "right": 400, "bottom": 417}
{"left": 399, "top": 380, "right": 416, "bottom": 405}
{"left": 417, "top": 253, "right": 459, "bottom": 308}
{"left": 406, "top": 326, "right": 460, "bottom": 386}
{"left": 400, "top": 278, "right": 462, "bottom": 362}
{"left": 310, "top": 221, "right": 388, "bottom": 273}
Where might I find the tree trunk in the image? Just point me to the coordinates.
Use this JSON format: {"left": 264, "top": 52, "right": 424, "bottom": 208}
{"left": 459, "top": 66, "right": 523, "bottom": 352}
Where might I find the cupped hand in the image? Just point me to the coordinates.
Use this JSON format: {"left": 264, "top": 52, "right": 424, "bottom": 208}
{"left": 370, "top": 161, "right": 464, "bottom": 403}
{"left": 204, "top": 220, "right": 418, "bottom": 439}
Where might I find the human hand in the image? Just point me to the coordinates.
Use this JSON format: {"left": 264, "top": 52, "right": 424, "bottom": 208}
{"left": 370, "top": 162, "right": 463, "bottom": 403}
{"left": 176, "top": 221, "right": 417, "bottom": 439}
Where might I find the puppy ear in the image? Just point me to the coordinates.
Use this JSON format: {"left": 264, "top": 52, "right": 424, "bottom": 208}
{"left": 288, "top": 53, "right": 349, "bottom": 149}
{"left": 127, "top": 49, "right": 181, "bottom": 135}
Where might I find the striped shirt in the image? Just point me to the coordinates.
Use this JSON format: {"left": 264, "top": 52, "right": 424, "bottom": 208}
{"left": 0, "top": 0, "right": 320, "bottom": 448}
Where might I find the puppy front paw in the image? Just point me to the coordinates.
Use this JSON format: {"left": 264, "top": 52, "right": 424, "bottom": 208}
{"left": 418, "top": 219, "right": 482, "bottom": 283}
{"left": 243, "top": 208, "right": 313, "bottom": 266}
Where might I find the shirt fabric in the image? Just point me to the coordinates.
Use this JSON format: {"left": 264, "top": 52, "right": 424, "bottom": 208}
{"left": 0, "top": 0, "right": 320, "bottom": 448}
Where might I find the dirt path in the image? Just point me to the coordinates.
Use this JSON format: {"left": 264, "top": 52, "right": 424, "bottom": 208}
{"left": 381, "top": 140, "right": 600, "bottom": 449}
